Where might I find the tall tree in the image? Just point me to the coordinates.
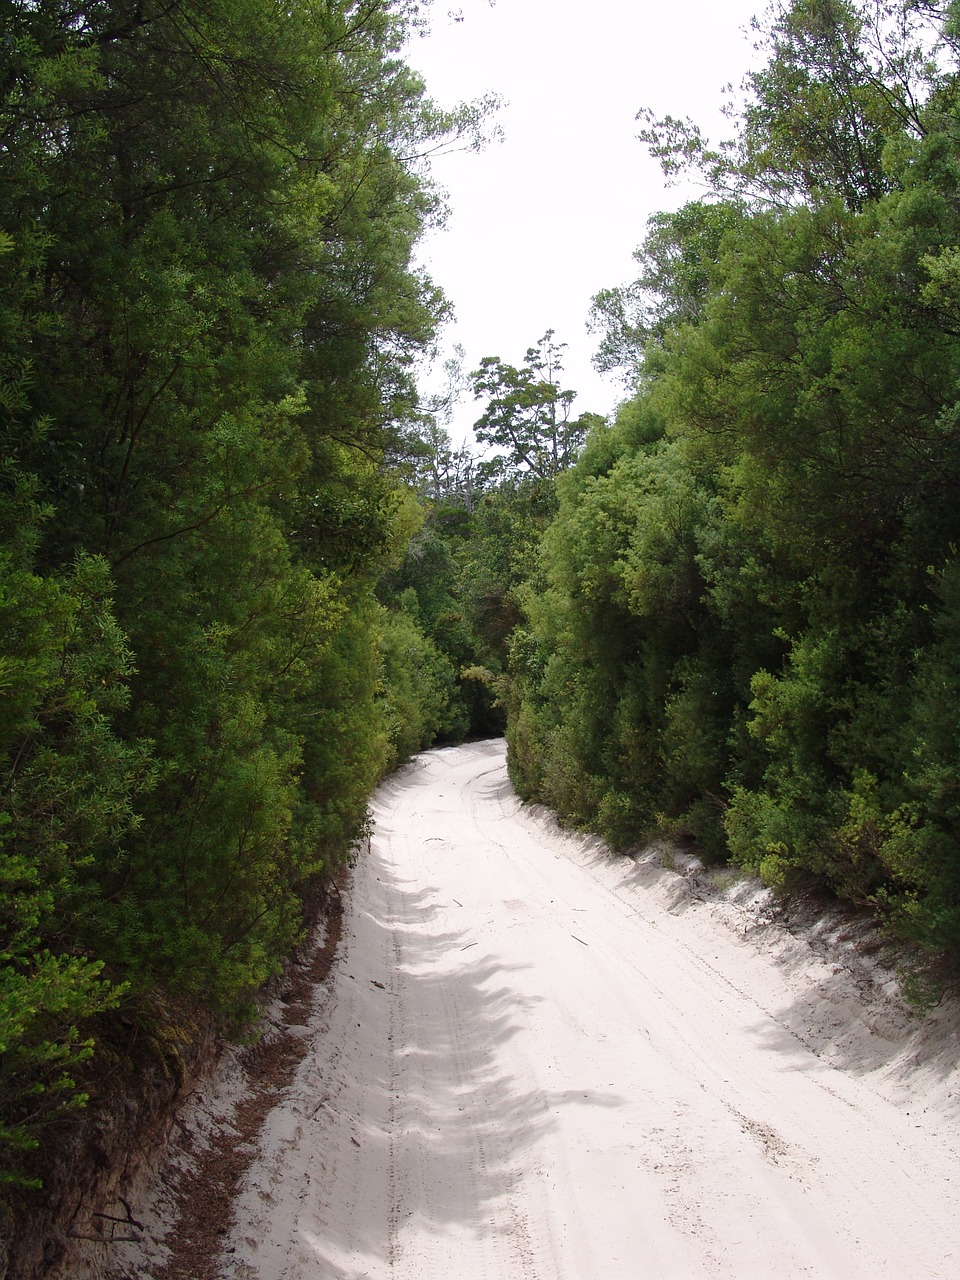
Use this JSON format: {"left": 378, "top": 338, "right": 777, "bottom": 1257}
{"left": 0, "top": 0, "right": 493, "bottom": 1189}
{"left": 513, "top": 0, "right": 960, "bottom": 988}
{"left": 638, "top": 0, "right": 942, "bottom": 209}
{"left": 471, "top": 331, "right": 597, "bottom": 481}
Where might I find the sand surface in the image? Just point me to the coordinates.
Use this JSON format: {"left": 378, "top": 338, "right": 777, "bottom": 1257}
{"left": 217, "top": 739, "right": 960, "bottom": 1279}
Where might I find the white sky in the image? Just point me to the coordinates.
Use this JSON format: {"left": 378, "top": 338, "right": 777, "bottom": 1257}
{"left": 405, "top": 0, "right": 764, "bottom": 443}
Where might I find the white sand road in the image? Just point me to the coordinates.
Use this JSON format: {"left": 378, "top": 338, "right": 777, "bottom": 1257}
{"left": 218, "top": 739, "right": 960, "bottom": 1280}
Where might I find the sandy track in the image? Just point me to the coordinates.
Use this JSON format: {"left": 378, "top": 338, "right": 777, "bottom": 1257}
{"left": 220, "top": 740, "right": 960, "bottom": 1279}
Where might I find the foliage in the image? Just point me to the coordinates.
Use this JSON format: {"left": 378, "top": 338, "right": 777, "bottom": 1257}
{"left": 378, "top": 604, "right": 466, "bottom": 763}
{"left": 0, "top": 548, "right": 141, "bottom": 1182}
{"left": 471, "top": 331, "right": 599, "bottom": 481}
{"left": 637, "top": 0, "right": 942, "bottom": 207}
{"left": 0, "top": 0, "right": 493, "bottom": 1186}
{"left": 510, "top": 0, "right": 960, "bottom": 983}
{"left": 377, "top": 329, "right": 600, "bottom": 752}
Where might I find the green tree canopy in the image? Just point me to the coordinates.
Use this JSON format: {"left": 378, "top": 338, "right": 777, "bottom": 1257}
{"left": 0, "top": 0, "right": 497, "bottom": 1190}
{"left": 509, "top": 0, "right": 960, "bottom": 993}
{"left": 471, "top": 331, "right": 598, "bottom": 481}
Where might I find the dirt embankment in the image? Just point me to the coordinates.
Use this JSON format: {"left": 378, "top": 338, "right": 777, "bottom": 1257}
{"left": 0, "top": 880, "right": 344, "bottom": 1280}
{"left": 0, "top": 1004, "right": 221, "bottom": 1280}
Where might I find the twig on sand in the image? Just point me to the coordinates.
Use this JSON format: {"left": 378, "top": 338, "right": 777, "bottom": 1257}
{"left": 92, "top": 1199, "right": 144, "bottom": 1232}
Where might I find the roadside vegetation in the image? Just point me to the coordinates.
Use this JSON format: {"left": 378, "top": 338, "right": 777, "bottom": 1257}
{"left": 0, "top": 0, "right": 493, "bottom": 1196}
{"left": 506, "top": 0, "right": 960, "bottom": 1002}
{"left": 3, "top": 0, "right": 960, "bottom": 1216}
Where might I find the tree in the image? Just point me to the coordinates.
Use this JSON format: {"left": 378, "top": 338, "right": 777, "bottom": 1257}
{"left": 512, "top": 0, "right": 960, "bottom": 986}
{"left": 471, "top": 331, "right": 597, "bottom": 480}
{"left": 589, "top": 202, "right": 745, "bottom": 379}
{"left": 638, "top": 0, "right": 943, "bottom": 210}
{"left": 0, "top": 0, "right": 495, "bottom": 1193}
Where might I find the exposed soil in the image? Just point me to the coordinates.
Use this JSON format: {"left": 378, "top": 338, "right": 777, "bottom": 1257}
{"left": 154, "top": 880, "right": 345, "bottom": 1280}
{"left": 26, "top": 876, "right": 346, "bottom": 1280}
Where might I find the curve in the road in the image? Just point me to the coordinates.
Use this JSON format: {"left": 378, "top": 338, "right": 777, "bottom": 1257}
{"left": 219, "top": 740, "right": 960, "bottom": 1280}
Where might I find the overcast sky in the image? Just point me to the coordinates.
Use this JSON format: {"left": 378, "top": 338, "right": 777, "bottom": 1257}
{"left": 405, "top": 0, "right": 764, "bottom": 444}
